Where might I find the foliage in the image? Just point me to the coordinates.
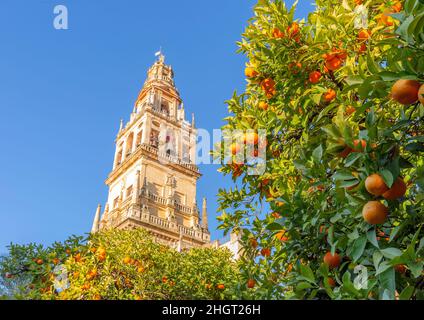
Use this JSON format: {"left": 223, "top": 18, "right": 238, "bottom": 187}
{"left": 0, "top": 229, "right": 240, "bottom": 300}
{"left": 217, "top": 0, "right": 424, "bottom": 300}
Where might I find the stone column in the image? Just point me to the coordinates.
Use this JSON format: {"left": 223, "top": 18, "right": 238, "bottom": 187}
{"left": 202, "top": 197, "right": 208, "bottom": 230}
{"left": 142, "top": 114, "right": 151, "bottom": 145}
{"left": 133, "top": 170, "right": 140, "bottom": 205}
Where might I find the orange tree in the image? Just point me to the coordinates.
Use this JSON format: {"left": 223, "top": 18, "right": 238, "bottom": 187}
{"left": 217, "top": 0, "right": 424, "bottom": 299}
{"left": 0, "top": 228, "right": 240, "bottom": 300}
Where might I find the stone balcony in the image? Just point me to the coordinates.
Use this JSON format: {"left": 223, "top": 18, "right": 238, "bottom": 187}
{"left": 104, "top": 204, "right": 209, "bottom": 244}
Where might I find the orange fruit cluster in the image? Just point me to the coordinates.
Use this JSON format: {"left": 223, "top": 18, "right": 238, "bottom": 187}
{"left": 323, "top": 48, "right": 347, "bottom": 71}
{"left": 261, "top": 78, "right": 277, "bottom": 98}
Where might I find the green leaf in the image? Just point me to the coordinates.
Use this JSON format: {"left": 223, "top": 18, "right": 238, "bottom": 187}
{"left": 333, "top": 171, "right": 356, "bottom": 181}
{"left": 266, "top": 222, "right": 283, "bottom": 231}
{"left": 338, "top": 179, "right": 359, "bottom": 188}
{"left": 380, "top": 247, "right": 402, "bottom": 259}
{"left": 379, "top": 169, "right": 394, "bottom": 188}
{"left": 399, "top": 286, "right": 415, "bottom": 300}
{"left": 367, "top": 229, "right": 379, "bottom": 248}
{"left": 345, "top": 75, "right": 363, "bottom": 86}
{"left": 344, "top": 152, "right": 362, "bottom": 167}
{"left": 379, "top": 267, "right": 396, "bottom": 300}
{"left": 342, "top": 271, "right": 360, "bottom": 297}
{"left": 376, "top": 261, "right": 392, "bottom": 276}
{"left": 296, "top": 281, "right": 313, "bottom": 291}
{"left": 351, "top": 235, "right": 367, "bottom": 262}
{"left": 312, "top": 145, "right": 323, "bottom": 163}
{"left": 299, "top": 264, "right": 316, "bottom": 283}
{"left": 373, "top": 251, "right": 383, "bottom": 270}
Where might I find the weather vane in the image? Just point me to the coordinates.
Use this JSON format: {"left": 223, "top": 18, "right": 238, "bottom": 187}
{"left": 155, "top": 47, "right": 165, "bottom": 62}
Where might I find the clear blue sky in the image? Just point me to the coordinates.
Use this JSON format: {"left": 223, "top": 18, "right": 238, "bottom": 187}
{"left": 0, "top": 0, "right": 314, "bottom": 253}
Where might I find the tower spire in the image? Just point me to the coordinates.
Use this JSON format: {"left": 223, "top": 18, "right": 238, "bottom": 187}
{"left": 202, "top": 197, "right": 208, "bottom": 229}
{"left": 91, "top": 204, "right": 102, "bottom": 233}
{"left": 119, "top": 119, "right": 124, "bottom": 132}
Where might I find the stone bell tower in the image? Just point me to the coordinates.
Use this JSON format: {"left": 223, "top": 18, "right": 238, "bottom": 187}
{"left": 91, "top": 52, "right": 210, "bottom": 249}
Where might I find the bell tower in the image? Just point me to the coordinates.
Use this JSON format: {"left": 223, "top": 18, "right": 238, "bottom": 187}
{"left": 91, "top": 53, "right": 210, "bottom": 249}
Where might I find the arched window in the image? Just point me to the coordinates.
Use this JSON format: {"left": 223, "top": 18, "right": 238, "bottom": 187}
{"left": 160, "top": 100, "right": 170, "bottom": 116}
{"left": 136, "top": 131, "right": 142, "bottom": 147}
{"left": 126, "top": 133, "right": 134, "bottom": 156}
{"left": 150, "top": 129, "right": 159, "bottom": 148}
{"left": 116, "top": 142, "right": 124, "bottom": 166}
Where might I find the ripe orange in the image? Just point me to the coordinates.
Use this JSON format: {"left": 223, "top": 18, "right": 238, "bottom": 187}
{"left": 86, "top": 269, "right": 98, "bottom": 280}
{"left": 358, "top": 43, "right": 367, "bottom": 54}
{"left": 309, "top": 71, "right": 322, "bottom": 84}
{"left": 418, "top": 84, "right": 424, "bottom": 105}
{"left": 289, "top": 62, "right": 302, "bottom": 74}
{"left": 275, "top": 201, "right": 285, "bottom": 207}
{"left": 249, "top": 238, "right": 258, "bottom": 248}
{"left": 272, "top": 27, "right": 284, "bottom": 39}
{"left": 52, "top": 258, "right": 60, "bottom": 265}
{"left": 123, "top": 256, "right": 131, "bottom": 264}
{"left": 379, "top": 10, "right": 395, "bottom": 27}
{"left": 261, "top": 248, "right": 271, "bottom": 257}
{"left": 245, "top": 67, "right": 259, "bottom": 78}
{"left": 394, "top": 264, "right": 407, "bottom": 274}
{"left": 137, "top": 266, "right": 145, "bottom": 273}
{"left": 258, "top": 101, "right": 269, "bottom": 110}
{"left": 353, "top": 139, "right": 367, "bottom": 152}
{"left": 365, "top": 174, "right": 389, "bottom": 196}
{"left": 244, "top": 132, "right": 259, "bottom": 145}
{"left": 382, "top": 177, "right": 407, "bottom": 200}
{"left": 275, "top": 231, "right": 288, "bottom": 242}
{"left": 391, "top": 79, "right": 421, "bottom": 105}
{"left": 325, "top": 57, "right": 343, "bottom": 71}
{"left": 216, "top": 283, "right": 225, "bottom": 290}
{"left": 230, "top": 143, "right": 241, "bottom": 155}
{"left": 362, "top": 201, "right": 389, "bottom": 225}
{"left": 247, "top": 279, "right": 256, "bottom": 289}
{"left": 392, "top": 1, "right": 402, "bottom": 12}
{"left": 261, "top": 78, "right": 276, "bottom": 98}
{"left": 338, "top": 146, "right": 353, "bottom": 158}
{"left": 323, "top": 252, "right": 341, "bottom": 269}
{"left": 287, "top": 22, "right": 300, "bottom": 38}
{"left": 327, "top": 277, "right": 336, "bottom": 287}
{"left": 81, "top": 283, "right": 91, "bottom": 291}
{"left": 354, "top": 0, "right": 363, "bottom": 5}
{"left": 36, "top": 259, "right": 43, "bottom": 265}
{"left": 324, "top": 89, "right": 336, "bottom": 102}
{"left": 358, "top": 29, "right": 371, "bottom": 41}
{"left": 345, "top": 106, "right": 356, "bottom": 115}
{"left": 271, "top": 212, "right": 281, "bottom": 219}
{"left": 323, "top": 52, "right": 337, "bottom": 61}
{"left": 162, "top": 276, "right": 168, "bottom": 283}
{"left": 335, "top": 49, "right": 348, "bottom": 60}
{"left": 74, "top": 253, "right": 82, "bottom": 263}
